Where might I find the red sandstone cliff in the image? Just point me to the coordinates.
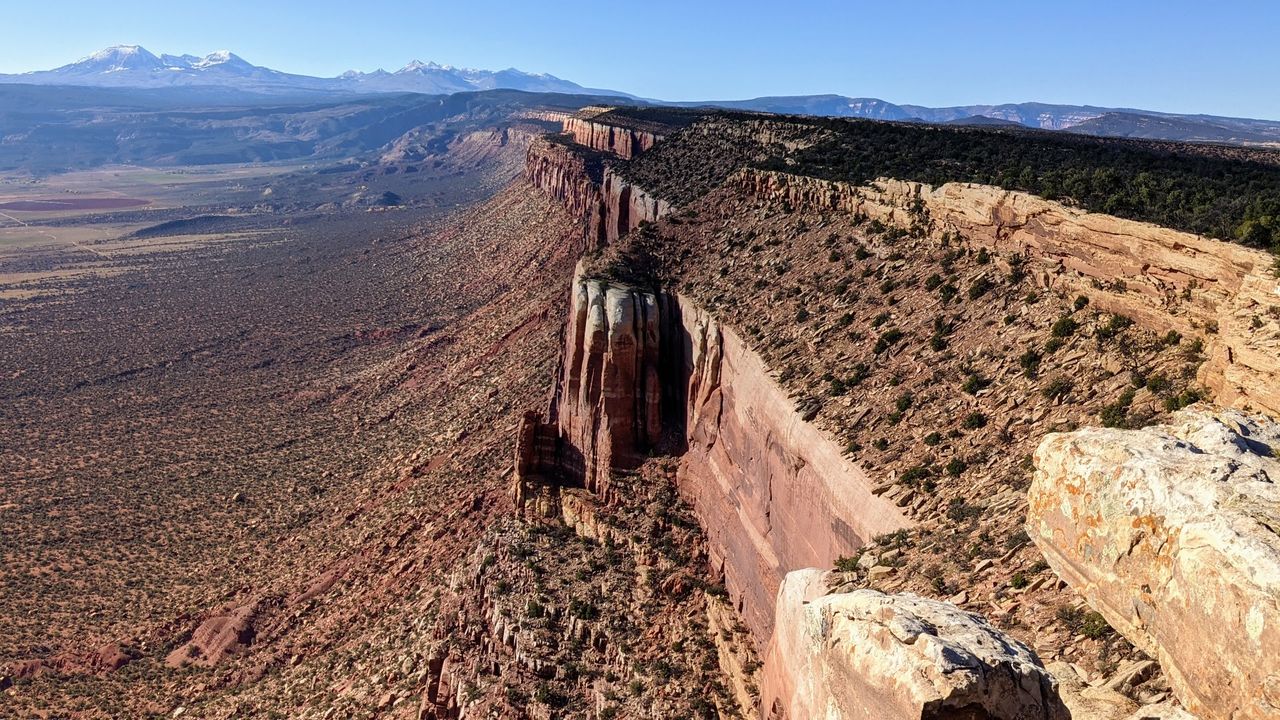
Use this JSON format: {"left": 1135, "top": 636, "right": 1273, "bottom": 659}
{"left": 525, "top": 141, "right": 673, "bottom": 249}
{"left": 515, "top": 267, "right": 912, "bottom": 644}
{"left": 514, "top": 266, "right": 681, "bottom": 508}
{"left": 563, "top": 112, "right": 664, "bottom": 160}
{"left": 677, "top": 298, "right": 911, "bottom": 642}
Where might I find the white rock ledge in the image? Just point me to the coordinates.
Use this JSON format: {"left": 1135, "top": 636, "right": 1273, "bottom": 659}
{"left": 1027, "top": 407, "right": 1280, "bottom": 720}
{"left": 762, "top": 568, "right": 1068, "bottom": 720}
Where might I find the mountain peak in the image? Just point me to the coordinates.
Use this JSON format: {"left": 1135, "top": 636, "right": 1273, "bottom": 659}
{"left": 191, "top": 50, "right": 249, "bottom": 69}
{"left": 70, "top": 45, "right": 164, "bottom": 73}
{"left": 8, "top": 45, "right": 610, "bottom": 98}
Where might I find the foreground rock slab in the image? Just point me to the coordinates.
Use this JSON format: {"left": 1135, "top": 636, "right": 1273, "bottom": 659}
{"left": 763, "top": 569, "right": 1067, "bottom": 720}
{"left": 1028, "top": 407, "right": 1280, "bottom": 720}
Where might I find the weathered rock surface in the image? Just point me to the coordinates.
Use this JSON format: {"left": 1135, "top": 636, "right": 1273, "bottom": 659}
{"left": 525, "top": 138, "right": 606, "bottom": 247}
{"left": 734, "top": 169, "right": 1280, "bottom": 419}
{"left": 526, "top": 140, "right": 673, "bottom": 248}
{"left": 514, "top": 265, "right": 681, "bottom": 505}
{"left": 1028, "top": 407, "right": 1280, "bottom": 720}
{"left": 762, "top": 569, "right": 1068, "bottom": 720}
{"left": 563, "top": 108, "right": 664, "bottom": 160}
{"left": 678, "top": 298, "right": 911, "bottom": 642}
{"left": 165, "top": 600, "right": 260, "bottom": 668}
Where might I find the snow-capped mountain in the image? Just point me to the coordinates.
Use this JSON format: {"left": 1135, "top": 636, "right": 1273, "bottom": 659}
{"left": 0, "top": 45, "right": 625, "bottom": 98}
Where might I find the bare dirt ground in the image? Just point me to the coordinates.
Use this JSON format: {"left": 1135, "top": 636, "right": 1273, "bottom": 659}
{"left": 0, "top": 131, "right": 583, "bottom": 716}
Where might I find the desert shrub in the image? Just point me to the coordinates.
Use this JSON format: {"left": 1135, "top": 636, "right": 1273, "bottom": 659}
{"left": 874, "top": 328, "right": 905, "bottom": 353}
{"left": 1042, "top": 377, "right": 1074, "bottom": 401}
{"left": 1051, "top": 316, "right": 1079, "bottom": 337}
{"left": 1019, "top": 349, "right": 1043, "bottom": 378}
{"left": 1096, "top": 314, "right": 1134, "bottom": 340}
{"left": 962, "top": 373, "right": 991, "bottom": 394}
{"left": 968, "top": 276, "right": 995, "bottom": 299}
{"left": 962, "top": 412, "right": 988, "bottom": 429}
{"left": 1100, "top": 388, "right": 1137, "bottom": 427}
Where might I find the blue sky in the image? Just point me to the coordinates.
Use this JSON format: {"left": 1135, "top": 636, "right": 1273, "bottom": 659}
{"left": 3, "top": 0, "right": 1277, "bottom": 119}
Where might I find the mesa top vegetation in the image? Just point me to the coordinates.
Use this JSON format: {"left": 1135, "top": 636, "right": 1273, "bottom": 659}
{"left": 608, "top": 108, "right": 1280, "bottom": 255}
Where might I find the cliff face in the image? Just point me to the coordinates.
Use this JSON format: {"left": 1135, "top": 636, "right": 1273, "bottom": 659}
{"left": 1028, "top": 408, "right": 1280, "bottom": 720}
{"left": 525, "top": 141, "right": 673, "bottom": 248}
{"left": 677, "top": 298, "right": 911, "bottom": 642}
{"left": 515, "top": 269, "right": 912, "bottom": 639}
{"left": 524, "top": 138, "right": 602, "bottom": 223}
{"left": 601, "top": 168, "right": 673, "bottom": 244}
{"left": 563, "top": 116, "right": 663, "bottom": 160}
{"left": 734, "top": 169, "right": 1280, "bottom": 420}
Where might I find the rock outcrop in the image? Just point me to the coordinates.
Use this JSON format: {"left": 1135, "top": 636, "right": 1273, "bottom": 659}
{"left": 733, "top": 169, "right": 1280, "bottom": 420}
{"left": 1027, "top": 407, "right": 1280, "bottom": 720}
{"left": 678, "top": 299, "right": 911, "bottom": 641}
{"left": 526, "top": 140, "right": 673, "bottom": 248}
{"left": 563, "top": 109, "right": 664, "bottom": 160}
{"left": 165, "top": 600, "right": 260, "bottom": 668}
{"left": 525, "top": 138, "right": 604, "bottom": 225}
{"left": 600, "top": 167, "right": 673, "bottom": 244}
{"left": 514, "top": 266, "right": 682, "bottom": 506}
{"left": 762, "top": 569, "right": 1069, "bottom": 720}
{"left": 515, "top": 270, "right": 911, "bottom": 643}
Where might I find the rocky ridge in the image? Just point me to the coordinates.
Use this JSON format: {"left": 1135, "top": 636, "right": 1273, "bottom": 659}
{"left": 763, "top": 569, "right": 1068, "bottom": 720}
{"left": 731, "top": 169, "right": 1280, "bottom": 419}
{"left": 518, "top": 111, "right": 1082, "bottom": 718}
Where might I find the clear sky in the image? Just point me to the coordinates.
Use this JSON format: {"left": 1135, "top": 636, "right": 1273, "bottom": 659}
{"left": 2, "top": 0, "right": 1277, "bottom": 119}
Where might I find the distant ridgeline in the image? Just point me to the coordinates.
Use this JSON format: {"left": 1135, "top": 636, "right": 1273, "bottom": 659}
{"left": 607, "top": 108, "right": 1280, "bottom": 256}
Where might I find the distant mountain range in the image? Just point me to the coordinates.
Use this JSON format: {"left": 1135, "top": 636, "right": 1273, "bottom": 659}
{"left": 0, "top": 45, "right": 630, "bottom": 97}
{"left": 3, "top": 46, "right": 1280, "bottom": 147}
{"left": 674, "top": 96, "right": 1280, "bottom": 145}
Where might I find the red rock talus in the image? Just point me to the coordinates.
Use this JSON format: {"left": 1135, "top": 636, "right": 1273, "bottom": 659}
{"left": 734, "top": 168, "right": 1280, "bottom": 420}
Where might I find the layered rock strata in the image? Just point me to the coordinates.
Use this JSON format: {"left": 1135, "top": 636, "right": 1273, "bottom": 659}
{"left": 563, "top": 111, "right": 664, "bottom": 160}
{"left": 526, "top": 141, "right": 673, "bottom": 248}
{"left": 762, "top": 569, "right": 1069, "bottom": 720}
{"left": 677, "top": 298, "right": 911, "bottom": 641}
{"left": 733, "top": 169, "right": 1280, "bottom": 419}
{"left": 514, "top": 268, "right": 683, "bottom": 507}
{"left": 1027, "top": 407, "right": 1280, "bottom": 720}
{"left": 516, "top": 271, "right": 912, "bottom": 628}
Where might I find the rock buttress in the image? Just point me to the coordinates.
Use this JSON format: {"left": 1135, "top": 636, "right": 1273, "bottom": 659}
{"left": 1027, "top": 407, "right": 1280, "bottom": 720}
{"left": 514, "top": 265, "right": 683, "bottom": 507}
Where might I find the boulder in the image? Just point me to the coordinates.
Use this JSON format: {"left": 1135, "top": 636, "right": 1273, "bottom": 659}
{"left": 762, "top": 568, "right": 1068, "bottom": 720}
{"left": 1028, "top": 407, "right": 1280, "bottom": 720}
